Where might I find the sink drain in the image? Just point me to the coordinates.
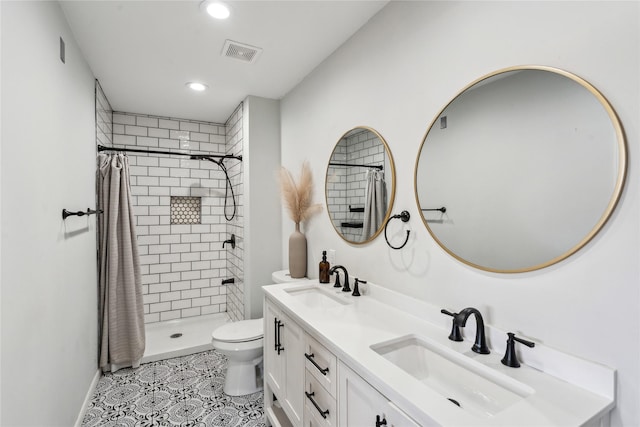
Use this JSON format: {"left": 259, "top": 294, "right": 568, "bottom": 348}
{"left": 447, "top": 398, "right": 461, "bottom": 408}
{"left": 170, "top": 333, "right": 183, "bottom": 339}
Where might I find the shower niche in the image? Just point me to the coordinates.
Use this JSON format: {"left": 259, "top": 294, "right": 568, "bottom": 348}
{"left": 170, "top": 196, "right": 202, "bottom": 225}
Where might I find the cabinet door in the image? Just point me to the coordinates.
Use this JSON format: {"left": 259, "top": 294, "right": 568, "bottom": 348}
{"left": 384, "top": 402, "right": 422, "bottom": 427}
{"left": 338, "top": 362, "right": 420, "bottom": 427}
{"left": 264, "top": 300, "right": 284, "bottom": 395}
{"left": 281, "top": 310, "right": 305, "bottom": 426}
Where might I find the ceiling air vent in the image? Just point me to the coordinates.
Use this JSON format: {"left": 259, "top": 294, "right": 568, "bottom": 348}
{"left": 222, "top": 40, "right": 262, "bottom": 64}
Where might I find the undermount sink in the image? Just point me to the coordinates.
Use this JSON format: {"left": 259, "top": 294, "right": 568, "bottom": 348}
{"left": 284, "top": 285, "right": 351, "bottom": 309}
{"left": 371, "top": 334, "right": 534, "bottom": 418}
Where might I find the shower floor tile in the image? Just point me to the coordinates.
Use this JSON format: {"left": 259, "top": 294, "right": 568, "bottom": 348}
{"left": 82, "top": 350, "right": 265, "bottom": 427}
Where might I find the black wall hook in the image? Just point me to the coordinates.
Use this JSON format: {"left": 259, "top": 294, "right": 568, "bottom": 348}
{"left": 384, "top": 210, "right": 410, "bottom": 250}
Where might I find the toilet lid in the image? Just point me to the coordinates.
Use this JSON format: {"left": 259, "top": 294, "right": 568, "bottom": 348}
{"left": 212, "top": 319, "right": 263, "bottom": 343}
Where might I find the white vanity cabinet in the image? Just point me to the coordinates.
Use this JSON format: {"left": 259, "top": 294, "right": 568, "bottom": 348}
{"left": 338, "top": 362, "right": 421, "bottom": 427}
{"left": 265, "top": 298, "right": 305, "bottom": 427}
{"left": 265, "top": 295, "right": 420, "bottom": 427}
{"left": 264, "top": 282, "right": 616, "bottom": 427}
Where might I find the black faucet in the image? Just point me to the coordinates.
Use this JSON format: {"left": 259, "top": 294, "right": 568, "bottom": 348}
{"left": 352, "top": 278, "right": 366, "bottom": 297}
{"left": 329, "top": 265, "right": 350, "bottom": 292}
{"left": 222, "top": 234, "right": 235, "bottom": 249}
{"left": 501, "top": 332, "right": 535, "bottom": 368}
{"left": 331, "top": 270, "right": 342, "bottom": 288}
{"left": 440, "top": 309, "right": 463, "bottom": 342}
{"left": 444, "top": 307, "right": 490, "bottom": 354}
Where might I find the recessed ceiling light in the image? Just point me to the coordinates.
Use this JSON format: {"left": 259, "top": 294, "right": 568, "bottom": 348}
{"left": 186, "top": 82, "right": 208, "bottom": 91}
{"left": 200, "top": 1, "right": 230, "bottom": 20}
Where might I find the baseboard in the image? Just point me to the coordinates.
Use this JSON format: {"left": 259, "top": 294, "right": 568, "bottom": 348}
{"left": 74, "top": 368, "right": 101, "bottom": 427}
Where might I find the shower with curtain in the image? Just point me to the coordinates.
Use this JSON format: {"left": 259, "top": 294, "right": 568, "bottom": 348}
{"left": 95, "top": 82, "right": 246, "bottom": 368}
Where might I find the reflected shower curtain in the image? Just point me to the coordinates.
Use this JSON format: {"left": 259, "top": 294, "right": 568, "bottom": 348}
{"left": 97, "top": 153, "right": 145, "bottom": 371}
{"left": 362, "top": 169, "right": 386, "bottom": 241}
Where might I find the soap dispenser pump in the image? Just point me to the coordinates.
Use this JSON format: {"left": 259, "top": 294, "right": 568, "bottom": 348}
{"left": 319, "top": 251, "right": 330, "bottom": 283}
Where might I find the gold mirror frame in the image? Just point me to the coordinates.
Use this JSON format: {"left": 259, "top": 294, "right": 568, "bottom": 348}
{"left": 414, "top": 65, "right": 627, "bottom": 273}
{"left": 326, "top": 126, "right": 396, "bottom": 245}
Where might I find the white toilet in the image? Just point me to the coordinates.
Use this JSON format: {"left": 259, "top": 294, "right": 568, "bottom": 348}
{"left": 211, "top": 270, "right": 307, "bottom": 396}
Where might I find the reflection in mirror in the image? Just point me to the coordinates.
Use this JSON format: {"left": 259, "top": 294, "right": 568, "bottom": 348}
{"left": 326, "top": 127, "right": 395, "bottom": 244}
{"left": 415, "top": 66, "right": 626, "bottom": 272}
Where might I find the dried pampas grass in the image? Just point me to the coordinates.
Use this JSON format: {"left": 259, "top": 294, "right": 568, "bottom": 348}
{"left": 279, "top": 161, "right": 322, "bottom": 224}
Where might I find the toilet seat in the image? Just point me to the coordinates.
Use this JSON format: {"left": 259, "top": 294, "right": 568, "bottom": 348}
{"left": 211, "top": 336, "right": 264, "bottom": 353}
{"left": 212, "top": 318, "right": 263, "bottom": 343}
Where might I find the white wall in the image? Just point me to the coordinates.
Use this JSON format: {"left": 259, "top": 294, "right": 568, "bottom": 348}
{"left": 1, "top": 1, "right": 98, "bottom": 425}
{"left": 280, "top": 2, "right": 639, "bottom": 426}
{"left": 225, "top": 103, "right": 245, "bottom": 321}
{"left": 243, "top": 96, "right": 283, "bottom": 318}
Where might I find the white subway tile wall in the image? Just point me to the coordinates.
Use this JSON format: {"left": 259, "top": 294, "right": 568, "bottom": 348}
{"left": 327, "top": 130, "right": 385, "bottom": 242}
{"left": 111, "top": 111, "right": 241, "bottom": 323}
{"left": 327, "top": 143, "right": 347, "bottom": 236}
{"left": 223, "top": 104, "right": 244, "bottom": 322}
{"left": 96, "top": 83, "right": 112, "bottom": 146}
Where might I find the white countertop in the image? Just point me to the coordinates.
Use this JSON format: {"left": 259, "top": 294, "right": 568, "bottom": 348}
{"left": 263, "top": 280, "right": 615, "bottom": 426}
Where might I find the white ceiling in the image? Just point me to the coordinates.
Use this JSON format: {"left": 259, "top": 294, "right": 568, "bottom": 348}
{"left": 61, "top": 1, "right": 388, "bottom": 123}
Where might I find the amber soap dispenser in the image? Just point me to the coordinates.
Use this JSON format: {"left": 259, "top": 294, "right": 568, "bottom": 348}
{"left": 319, "top": 250, "right": 330, "bottom": 283}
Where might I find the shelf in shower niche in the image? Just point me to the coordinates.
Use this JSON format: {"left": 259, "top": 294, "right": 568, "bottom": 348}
{"left": 170, "top": 196, "right": 201, "bottom": 225}
{"left": 341, "top": 222, "right": 363, "bottom": 229}
{"left": 349, "top": 205, "right": 365, "bottom": 213}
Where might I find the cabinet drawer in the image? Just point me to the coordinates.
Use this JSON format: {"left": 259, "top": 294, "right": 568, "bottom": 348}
{"left": 304, "top": 334, "right": 337, "bottom": 397}
{"left": 304, "top": 371, "right": 336, "bottom": 427}
{"left": 303, "top": 401, "right": 331, "bottom": 427}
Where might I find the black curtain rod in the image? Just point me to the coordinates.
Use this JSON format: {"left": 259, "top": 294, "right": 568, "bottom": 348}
{"left": 329, "top": 162, "right": 383, "bottom": 170}
{"left": 97, "top": 145, "right": 242, "bottom": 162}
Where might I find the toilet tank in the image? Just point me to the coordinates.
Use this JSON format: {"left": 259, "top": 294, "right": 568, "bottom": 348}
{"left": 272, "top": 270, "right": 309, "bottom": 284}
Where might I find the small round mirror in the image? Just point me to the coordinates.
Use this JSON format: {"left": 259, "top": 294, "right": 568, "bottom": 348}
{"left": 326, "top": 127, "right": 395, "bottom": 244}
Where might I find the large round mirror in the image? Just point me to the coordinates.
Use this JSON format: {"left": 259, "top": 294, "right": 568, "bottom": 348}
{"left": 415, "top": 66, "right": 626, "bottom": 273}
{"left": 326, "top": 127, "right": 395, "bottom": 244}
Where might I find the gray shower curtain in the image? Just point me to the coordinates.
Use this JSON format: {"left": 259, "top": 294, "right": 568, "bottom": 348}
{"left": 362, "top": 169, "right": 386, "bottom": 241}
{"left": 97, "top": 153, "right": 145, "bottom": 371}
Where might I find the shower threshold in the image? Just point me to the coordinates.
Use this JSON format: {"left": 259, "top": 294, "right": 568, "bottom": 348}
{"left": 142, "top": 312, "right": 230, "bottom": 363}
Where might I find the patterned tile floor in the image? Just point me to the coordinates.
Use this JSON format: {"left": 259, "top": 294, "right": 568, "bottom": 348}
{"left": 82, "top": 350, "right": 265, "bottom": 426}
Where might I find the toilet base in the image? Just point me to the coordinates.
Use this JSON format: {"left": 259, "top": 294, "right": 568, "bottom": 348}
{"left": 223, "top": 355, "right": 264, "bottom": 396}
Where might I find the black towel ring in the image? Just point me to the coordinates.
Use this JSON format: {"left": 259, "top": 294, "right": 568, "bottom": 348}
{"left": 384, "top": 210, "right": 411, "bottom": 250}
